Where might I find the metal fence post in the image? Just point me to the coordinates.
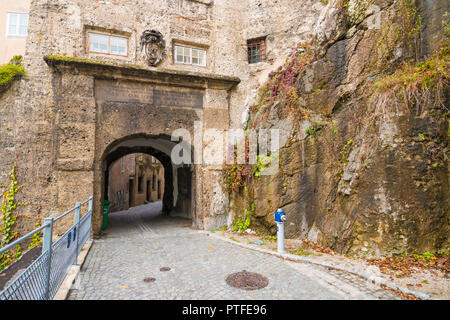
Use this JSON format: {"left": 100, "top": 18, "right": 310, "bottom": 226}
{"left": 74, "top": 202, "right": 81, "bottom": 258}
{"left": 42, "top": 217, "right": 53, "bottom": 300}
{"left": 88, "top": 196, "right": 93, "bottom": 241}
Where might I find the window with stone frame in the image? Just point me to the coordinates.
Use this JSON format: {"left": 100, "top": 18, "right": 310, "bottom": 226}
{"left": 247, "top": 37, "right": 266, "bottom": 64}
{"left": 88, "top": 32, "right": 128, "bottom": 56}
{"left": 174, "top": 45, "right": 206, "bottom": 67}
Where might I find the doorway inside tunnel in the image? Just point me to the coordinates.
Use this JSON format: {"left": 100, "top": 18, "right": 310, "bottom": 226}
{"left": 99, "top": 134, "right": 194, "bottom": 232}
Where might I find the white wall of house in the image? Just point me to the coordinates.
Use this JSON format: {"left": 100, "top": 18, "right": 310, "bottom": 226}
{"left": 0, "top": 0, "right": 30, "bottom": 64}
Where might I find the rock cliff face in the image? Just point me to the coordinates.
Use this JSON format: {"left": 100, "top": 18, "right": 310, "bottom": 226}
{"left": 228, "top": 0, "right": 449, "bottom": 257}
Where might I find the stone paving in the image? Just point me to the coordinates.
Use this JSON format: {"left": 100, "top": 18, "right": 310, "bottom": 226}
{"left": 67, "top": 202, "right": 402, "bottom": 300}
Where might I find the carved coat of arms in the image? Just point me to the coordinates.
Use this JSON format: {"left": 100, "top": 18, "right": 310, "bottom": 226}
{"left": 140, "top": 30, "right": 166, "bottom": 66}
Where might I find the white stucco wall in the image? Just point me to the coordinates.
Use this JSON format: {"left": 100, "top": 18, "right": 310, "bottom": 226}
{"left": 0, "top": 0, "right": 30, "bottom": 64}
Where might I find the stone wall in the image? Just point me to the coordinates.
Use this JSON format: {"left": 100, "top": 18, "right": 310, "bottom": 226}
{"left": 108, "top": 154, "right": 133, "bottom": 212}
{"left": 0, "top": 0, "right": 447, "bottom": 256}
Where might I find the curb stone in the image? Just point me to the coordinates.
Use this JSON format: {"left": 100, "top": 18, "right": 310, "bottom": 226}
{"left": 203, "top": 231, "right": 431, "bottom": 300}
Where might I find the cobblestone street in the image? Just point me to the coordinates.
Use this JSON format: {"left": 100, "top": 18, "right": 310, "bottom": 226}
{"left": 68, "top": 202, "right": 402, "bottom": 300}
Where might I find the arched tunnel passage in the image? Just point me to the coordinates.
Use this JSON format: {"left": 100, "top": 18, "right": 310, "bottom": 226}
{"left": 99, "top": 134, "right": 194, "bottom": 232}
{"left": 106, "top": 153, "right": 166, "bottom": 213}
{"left": 105, "top": 145, "right": 174, "bottom": 215}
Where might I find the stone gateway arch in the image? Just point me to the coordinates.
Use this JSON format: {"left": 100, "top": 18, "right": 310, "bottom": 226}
{"left": 45, "top": 57, "right": 239, "bottom": 233}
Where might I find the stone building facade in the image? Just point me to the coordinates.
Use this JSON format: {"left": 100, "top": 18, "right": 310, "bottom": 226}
{"left": 3, "top": 0, "right": 313, "bottom": 234}
{"left": 0, "top": 0, "right": 326, "bottom": 233}
{"left": 0, "top": 0, "right": 448, "bottom": 255}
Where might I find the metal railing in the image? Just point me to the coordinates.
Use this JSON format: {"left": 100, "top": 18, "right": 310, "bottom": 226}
{"left": 0, "top": 196, "right": 93, "bottom": 300}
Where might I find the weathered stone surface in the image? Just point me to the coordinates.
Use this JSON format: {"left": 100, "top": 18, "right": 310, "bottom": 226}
{"left": 228, "top": 0, "right": 449, "bottom": 257}
{"left": 0, "top": 0, "right": 447, "bottom": 256}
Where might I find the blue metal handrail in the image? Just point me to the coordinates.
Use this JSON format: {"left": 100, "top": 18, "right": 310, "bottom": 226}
{"left": 0, "top": 223, "right": 49, "bottom": 255}
{"left": 0, "top": 196, "right": 93, "bottom": 300}
{"left": 1, "top": 197, "right": 91, "bottom": 254}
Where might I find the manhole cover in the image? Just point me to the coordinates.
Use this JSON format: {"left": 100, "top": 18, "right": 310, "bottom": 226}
{"left": 225, "top": 270, "right": 269, "bottom": 290}
{"left": 144, "top": 277, "right": 156, "bottom": 282}
{"left": 160, "top": 267, "right": 171, "bottom": 272}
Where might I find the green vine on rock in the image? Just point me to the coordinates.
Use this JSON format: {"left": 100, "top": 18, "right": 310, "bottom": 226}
{"left": 305, "top": 119, "right": 329, "bottom": 138}
{"left": 28, "top": 220, "right": 42, "bottom": 250}
{"left": 223, "top": 140, "right": 279, "bottom": 194}
{"left": 340, "top": 139, "right": 354, "bottom": 164}
{"left": 254, "top": 153, "right": 278, "bottom": 178}
{"left": 231, "top": 202, "right": 255, "bottom": 234}
{"left": 222, "top": 140, "right": 254, "bottom": 194}
{"left": 0, "top": 162, "right": 28, "bottom": 272}
{"left": 225, "top": 40, "right": 319, "bottom": 197}
{"left": 377, "top": 0, "right": 422, "bottom": 63}
{"left": 375, "top": 21, "right": 449, "bottom": 115}
{"left": 246, "top": 40, "right": 317, "bottom": 130}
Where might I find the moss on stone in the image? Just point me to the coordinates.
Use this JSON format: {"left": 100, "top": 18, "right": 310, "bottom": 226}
{"left": 0, "top": 58, "right": 26, "bottom": 93}
{"left": 44, "top": 55, "right": 150, "bottom": 71}
{"left": 374, "top": 36, "right": 449, "bottom": 112}
{"left": 44, "top": 55, "right": 240, "bottom": 85}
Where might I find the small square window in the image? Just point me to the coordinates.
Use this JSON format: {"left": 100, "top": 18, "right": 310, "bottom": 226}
{"left": 88, "top": 32, "right": 128, "bottom": 56}
{"left": 174, "top": 45, "right": 206, "bottom": 67}
{"left": 247, "top": 38, "right": 266, "bottom": 64}
{"left": 6, "top": 13, "right": 29, "bottom": 37}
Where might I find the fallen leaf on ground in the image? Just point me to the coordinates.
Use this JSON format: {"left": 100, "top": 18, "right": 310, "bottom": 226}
{"left": 366, "top": 252, "right": 449, "bottom": 278}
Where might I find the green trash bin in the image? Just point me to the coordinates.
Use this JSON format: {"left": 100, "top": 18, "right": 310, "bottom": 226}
{"left": 102, "top": 200, "right": 112, "bottom": 230}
